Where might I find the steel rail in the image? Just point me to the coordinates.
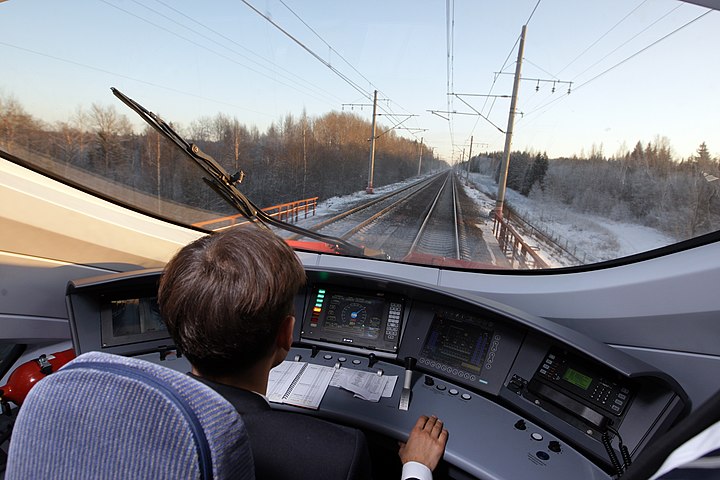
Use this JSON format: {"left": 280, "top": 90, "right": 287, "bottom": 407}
{"left": 287, "top": 172, "right": 445, "bottom": 240}
{"left": 408, "top": 173, "right": 452, "bottom": 255}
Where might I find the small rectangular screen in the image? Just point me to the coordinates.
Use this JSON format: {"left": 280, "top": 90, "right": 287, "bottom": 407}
{"left": 420, "top": 312, "right": 495, "bottom": 374}
{"left": 562, "top": 367, "right": 593, "bottom": 390}
{"left": 101, "top": 297, "right": 169, "bottom": 347}
{"left": 301, "top": 287, "right": 403, "bottom": 353}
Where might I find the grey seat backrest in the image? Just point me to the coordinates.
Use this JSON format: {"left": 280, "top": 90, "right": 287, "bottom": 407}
{"left": 5, "top": 351, "right": 254, "bottom": 480}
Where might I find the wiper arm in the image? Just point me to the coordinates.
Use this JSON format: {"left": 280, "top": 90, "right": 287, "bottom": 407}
{"left": 111, "top": 87, "right": 369, "bottom": 257}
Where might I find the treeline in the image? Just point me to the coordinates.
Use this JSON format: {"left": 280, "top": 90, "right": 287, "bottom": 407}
{"left": 0, "top": 94, "right": 444, "bottom": 214}
{"left": 472, "top": 138, "right": 720, "bottom": 240}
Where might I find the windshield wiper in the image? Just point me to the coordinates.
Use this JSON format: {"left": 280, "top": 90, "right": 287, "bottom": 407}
{"left": 112, "top": 87, "right": 372, "bottom": 257}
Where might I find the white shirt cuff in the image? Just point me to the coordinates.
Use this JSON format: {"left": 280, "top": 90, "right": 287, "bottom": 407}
{"left": 401, "top": 461, "right": 432, "bottom": 480}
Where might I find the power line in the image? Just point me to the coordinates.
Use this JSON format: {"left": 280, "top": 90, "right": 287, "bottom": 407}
{"left": 0, "top": 41, "right": 270, "bottom": 119}
{"left": 149, "top": 0, "right": 346, "bottom": 104}
{"left": 520, "top": 8, "right": 714, "bottom": 122}
{"left": 519, "top": 3, "right": 688, "bottom": 121}
{"left": 239, "top": 0, "right": 373, "bottom": 102}
{"left": 238, "top": 0, "right": 419, "bottom": 142}
{"left": 479, "top": 35, "right": 519, "bottom": 117}
{"left": 525, "top": 0, "right": 542, "bottom": 26}
{"left": 273, "top": 0, "right": 421, "bottom": 138}
{"left": 100, "top": 0, "right": 337, "bottom": 107}
{"left": 278, "top": 0, "right": 376, "bottom": 96}
{"left": 477, "top": 0, "right": 541, "bottom": 117}
{"left": 574, "top": 8, "right": 713, "bottom": 90}
{"left": 555, "top": 0, "right": 648, "bottom": 76}
{"left": 571, "top": 3, "right": 684, "bottom": 82}
{"left": 446, "top": 0, "right": 457, "bottom": 160}
{"left": 522, "top": 58, "right": 559, "bottom": 80}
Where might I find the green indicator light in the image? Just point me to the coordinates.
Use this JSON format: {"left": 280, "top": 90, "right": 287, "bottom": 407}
{"left": 318, "top": 289, "right": 326, "bottom": 294}
{"left": 315, "top": 303, "right": 323, "bottom": 308}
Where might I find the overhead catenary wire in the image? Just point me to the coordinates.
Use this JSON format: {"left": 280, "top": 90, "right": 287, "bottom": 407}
{"left": 100, "top": 0, "right": 344, "bottom": 109}
{"left": 239, "top": 0, "right": 422, "bottom": 144}
{"left": 525, "top": 0, "right": 542, "bottom": 27}
{"left": 277, "top": 0, "right": 377, "bottom": 99}
{"left": 475, "top": 0, "right": 539, "bottom": 123}
{"left": 0, "top": 41, "right": 271, "bottom": 118}
{"left": 446, "top": 0, "right": 457, "bottom": 162}
{"left": 99, "top": 0, "right": 339, "bottom": 107}
{"left": 273, "top": 0, "right": 423, "bottom": 140}
{"left": 571, "top": 3, "right": 684, "bottom": 82}
{"left": 519, "top": 8, "right": 714, "bottom": 123}
{"left": 148, "top": 0, "right": 347, "bottom": 104}
{"left": 478, "top": 1, "right": 539, "bottom": 125}
{"left": 517, "top": 1, "right": 675, "bottom": 120}
{"left": 555, "top": 0, "right": 649, "bottom": 76}
{"left": 573, "top": 8, "right": 713, "bottom": 90}
{"left": 239, "top": 0, "right": 374, "bottom": 103}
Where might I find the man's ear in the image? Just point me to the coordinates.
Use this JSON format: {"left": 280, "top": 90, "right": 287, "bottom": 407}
{"left": 276, "top": 315, "right": 295, "bottom": 352}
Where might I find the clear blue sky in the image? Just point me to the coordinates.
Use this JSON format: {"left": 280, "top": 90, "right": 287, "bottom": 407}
{"left": 1, "top": 0, "right": 718, "bottom": 162}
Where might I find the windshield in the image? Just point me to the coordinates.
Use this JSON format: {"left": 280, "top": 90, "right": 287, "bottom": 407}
{"left": 1, "top": 0, "right": 718, "bottom": 271}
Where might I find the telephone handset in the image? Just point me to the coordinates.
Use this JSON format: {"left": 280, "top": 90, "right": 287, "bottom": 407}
{"left": 528, "top": 348, "right": 633, "bottom": 430}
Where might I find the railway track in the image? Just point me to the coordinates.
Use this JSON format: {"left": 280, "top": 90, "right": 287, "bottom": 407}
{"left": 287, "top": 170, "right": 489, "bottom": 263}
{"left": 287, "top": 172, "right": 447, "bottom": 242}
{"left": 406, "top": 172, "right": 466, "bottom": 259}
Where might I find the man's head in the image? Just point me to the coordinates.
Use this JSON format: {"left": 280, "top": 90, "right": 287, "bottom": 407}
{"left": 158, "top": 225, "right": 306, "bottom": 377}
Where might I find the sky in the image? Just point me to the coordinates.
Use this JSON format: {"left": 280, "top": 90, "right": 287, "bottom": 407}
{"left": 1, "top": 0, "right": 718, "bottom": 162}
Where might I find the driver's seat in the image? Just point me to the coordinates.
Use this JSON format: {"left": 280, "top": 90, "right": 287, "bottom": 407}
{"left": 6, "top": 351, "right": 254, "bottom": 480}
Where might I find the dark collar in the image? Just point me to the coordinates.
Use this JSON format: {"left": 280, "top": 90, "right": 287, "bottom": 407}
{"left": 188, "top": 372, "right": 271, "bottom": 414}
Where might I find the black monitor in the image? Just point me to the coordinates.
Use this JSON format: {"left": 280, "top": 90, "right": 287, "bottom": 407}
{"left": 100, "top": 297, "right": 168, "bottom": 348}
{"left": 300, "top": 286, "right": 405, "bottom": 353}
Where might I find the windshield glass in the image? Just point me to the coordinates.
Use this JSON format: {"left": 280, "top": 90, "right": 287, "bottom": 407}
{"left": 1, "top": 0, "right": 718, "bottom": 270}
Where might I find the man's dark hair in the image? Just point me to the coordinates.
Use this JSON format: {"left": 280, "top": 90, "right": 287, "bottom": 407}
{"left": 158, "top": 225, "right": 306, "bottom": 376}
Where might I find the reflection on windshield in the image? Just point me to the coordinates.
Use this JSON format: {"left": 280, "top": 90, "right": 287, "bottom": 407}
{"left": 0, "top": 0, "right": 718, "bottom": 271}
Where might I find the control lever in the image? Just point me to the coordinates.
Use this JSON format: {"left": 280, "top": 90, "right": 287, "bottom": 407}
{"left": 398, "top": 356, "right": 416, "bottom": 411}
{"left": 368, "top": 353, "right": 378, "bottom": 368}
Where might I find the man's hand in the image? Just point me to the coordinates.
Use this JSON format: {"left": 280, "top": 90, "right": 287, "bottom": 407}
{"left": 398, "top": 415, "right": 449, "bottom": 471}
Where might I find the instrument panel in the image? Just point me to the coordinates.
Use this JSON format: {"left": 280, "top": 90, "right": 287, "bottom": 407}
{"left": 66, "top": 266, "right": 688, "bottom": 480}
{"left": 300, "top": 286, "right": 405, "bottom": 354}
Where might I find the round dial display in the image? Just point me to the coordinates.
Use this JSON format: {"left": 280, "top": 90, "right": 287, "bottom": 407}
{"left": 341, "top": 303, "right": 367, "bottom": 325}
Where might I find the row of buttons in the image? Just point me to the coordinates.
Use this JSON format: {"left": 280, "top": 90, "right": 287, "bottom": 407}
{"left": 538, "top": 353, "right": 559, "bottom": 378}
{"left": 385, "top": 303, "right": 402, "bottom": 340}
{"left": 424, "top": 377, "right": 472, "bottom": 400}
{"left": 321, "top": 354, "right": 367, "bottom": 367}
{"left": 438, "top": 385, "right": 472, "bottom": 401}
{"left": 418, "top": 358, "right": 478, "bottom": 381}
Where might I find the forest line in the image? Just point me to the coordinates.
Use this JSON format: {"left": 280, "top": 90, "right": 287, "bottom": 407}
{"left": 2, "top": 93, "right": 719, "bottom": 241}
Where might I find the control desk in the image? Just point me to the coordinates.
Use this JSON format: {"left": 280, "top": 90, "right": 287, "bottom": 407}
{"left": 67, "top": 266, "right": 689, "bottom": 480}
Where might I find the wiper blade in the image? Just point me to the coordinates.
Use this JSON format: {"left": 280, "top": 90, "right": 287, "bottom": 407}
{"left": 112, "top": 87, "right": 369, "bottom": 257}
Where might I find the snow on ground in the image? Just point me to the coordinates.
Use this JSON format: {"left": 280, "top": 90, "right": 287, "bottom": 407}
{"left": 291, "top": 174, "right": 436, "bottom": 228}
{"left": 288, "top": 170, "right": 676, "bottom": 268}
{"left": 465, "top": 172, "right": 676, "bottom": 267}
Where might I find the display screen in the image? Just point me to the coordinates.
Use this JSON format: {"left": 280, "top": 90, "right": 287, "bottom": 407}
{"left": 420, "top": 311, "right": 496, "bottom": 375}
{"left": 101, "top": 297, "right": 169, "bottom": 347}
{"left": 301, "top": 287, "right": 404, "bottom": 353}
{"left": 562, "top": 367, "right": 593, "bottom": 390}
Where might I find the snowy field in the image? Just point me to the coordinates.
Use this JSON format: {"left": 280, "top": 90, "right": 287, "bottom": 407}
{"left": 464, "top": 173, "right": 676, "bottom": 267}
{"left": 289, "top": 171, "right": 676, "bottom": 269}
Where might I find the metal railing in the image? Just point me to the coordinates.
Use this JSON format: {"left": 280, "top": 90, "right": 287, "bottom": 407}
{"left": 192, "top": 197, "right": 318, "bottom": 230}
{"left": 492, "top": 212, "right": 548, "bottom": 269}
{"left": 504, "top": 205, "right": 583, "bottom": 264}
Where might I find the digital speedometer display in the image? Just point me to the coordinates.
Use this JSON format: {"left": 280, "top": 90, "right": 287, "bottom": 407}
{"left": 301, "top": 287, "right": 405, "bottom": 353}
